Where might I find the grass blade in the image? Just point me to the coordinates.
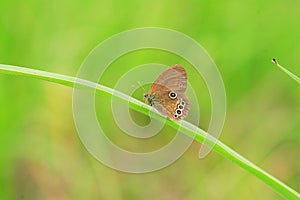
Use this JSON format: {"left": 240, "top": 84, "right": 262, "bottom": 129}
{"left": 0, "top": 63, "right": 299, "bottom": 199}
{"left": 272, "top": 58, "right": 300, "bottom": 84}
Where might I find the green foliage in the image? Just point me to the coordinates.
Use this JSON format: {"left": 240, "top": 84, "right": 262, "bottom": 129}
{"left": 0, "top": 0, "right": 300, "bottom": 199}
{"left": 0, "top": 64, "right": 299, "bottom": 199}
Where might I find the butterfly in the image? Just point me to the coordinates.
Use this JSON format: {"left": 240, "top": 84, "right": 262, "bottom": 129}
{"left": 143, "top": 64, "right": 190, "bottom": 120}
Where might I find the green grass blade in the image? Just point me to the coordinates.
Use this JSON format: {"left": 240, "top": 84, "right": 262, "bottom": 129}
{"left": 272, "top": 58, "right": 300, "bottom": 84}
{"left": 1, "top": 64, "right": 299, "bottom": 199}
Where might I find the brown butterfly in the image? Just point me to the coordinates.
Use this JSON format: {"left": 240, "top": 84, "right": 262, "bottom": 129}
{"left": 143, "top": 64, "right": 190, "bottom": 120}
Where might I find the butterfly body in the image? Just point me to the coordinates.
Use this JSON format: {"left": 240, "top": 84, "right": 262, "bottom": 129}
{"left": 143, "top": 65, "right": 190, "bottom": 120}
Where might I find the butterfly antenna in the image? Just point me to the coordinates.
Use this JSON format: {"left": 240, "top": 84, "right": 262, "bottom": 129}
{"left": 137, "top": 81, "right": 146, "bottom": 93}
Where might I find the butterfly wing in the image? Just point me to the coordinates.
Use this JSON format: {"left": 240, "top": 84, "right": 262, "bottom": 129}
{"left": 148, "top": 65, "right": 190, "bottom": 120}
{"left": 150, "top": 84, "right": 190, "bottom": 120}
{"left": 149, "top": 64, "right": 187, "bottom": 94}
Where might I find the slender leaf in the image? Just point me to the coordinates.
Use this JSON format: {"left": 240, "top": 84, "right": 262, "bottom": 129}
{"left": 1, "top": 64, "right": 299, "bottom": 199}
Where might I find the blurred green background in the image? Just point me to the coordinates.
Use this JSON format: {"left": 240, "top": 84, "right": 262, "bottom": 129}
{"left": 0, "top": 0, "right": 299, "bottom": 199}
